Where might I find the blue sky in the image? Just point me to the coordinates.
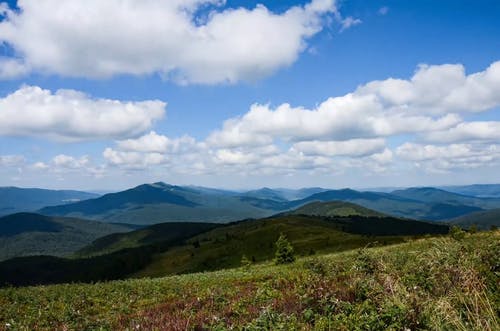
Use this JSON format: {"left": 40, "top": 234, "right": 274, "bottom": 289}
{"left": 0, "top": 0, "right": 499, "bottom": 190}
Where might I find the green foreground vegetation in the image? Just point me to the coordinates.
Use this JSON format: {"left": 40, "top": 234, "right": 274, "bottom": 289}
{"left": 1, "top": 230, "right": 497, "bottom": 330}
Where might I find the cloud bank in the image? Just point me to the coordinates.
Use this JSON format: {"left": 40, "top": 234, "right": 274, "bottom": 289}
{"left": 0, "top": 0, "right": 337, "bottom": 83}
{"left": 0, "top": 86, "right": 166, "bottom": 141}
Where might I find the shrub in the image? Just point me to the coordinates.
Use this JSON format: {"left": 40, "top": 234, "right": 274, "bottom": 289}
{"left": 450, "top": 226, "right": 466, "bottom": 240}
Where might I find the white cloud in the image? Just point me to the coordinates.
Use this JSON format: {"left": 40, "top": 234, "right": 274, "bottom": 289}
{"left": 0, "top": 0, "right": 336, "bottom": 84}
{"left": 103, "top": 148, "right": 166, "bottom": 169}
{"left": 207, "top": 61, "right": 500, "bottom": 147}
{"left": 424, "top": 121, "right": 500, "bottom": 143}
{"left": 117, "top": 131, "right": 197, "bottom": 154}
{"left": 0, "top": 57, "right": 30, "bottom": 79}
{"left": 396, "top": 142, "right": 500, "bottom": 173}
{"left": 31, "top": 162, "right": 49, "bottom": 170}
{"left": 53, "top": 154, "right": 90, "bottom": 169}
{"left": 291, "top": 138, "right": 385, "bottom": 157}
{"left": 207, "top": 96, "right": 460, "bottom": 146}
{"left": 0, "top": 155, "right": 25, "bottom": 167}
{"left": 339, "top": 16, "right": 362, "bottom": 31}
{"left": 0, "top": 86, "right": 166, "bottom": 141}
{"left": 359, "top": 61, "right": 500, "bottom": 115}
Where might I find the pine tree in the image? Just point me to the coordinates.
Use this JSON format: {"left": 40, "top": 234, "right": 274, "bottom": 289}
{"left": 274, "top": 233, "right": 295, "bottom": 264}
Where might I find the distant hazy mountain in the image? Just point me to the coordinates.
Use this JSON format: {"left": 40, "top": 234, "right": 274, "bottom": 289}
{"left": 288, "top": 188, "right": 488, "bottom": 220}
{"left": 39, "top": 183, "right": 500, "bottom": 224}
{"left": 40, "top": 182, "right": 281, "bottom": 224}
{"left": 448, "top": 209, "right": 500, "bottom": 230}
{"left": 438, "top": 184, "right": 500, "bottom": 198}
{"left": 0, "top": 187, "right": 99, "bottom": 216}
{"left": 241, "top": 187, "right": 288, "bottom": 201}
{"left": 391, "top": 187, "right": 500, "bottom": 209}
{"left": 0, "top": 213, "right": 135, "bottom": 261}
{"left": 274, "top": 187, "right": 330, "bottom": 200}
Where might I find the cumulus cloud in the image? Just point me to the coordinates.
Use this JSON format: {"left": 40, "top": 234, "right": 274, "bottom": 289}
{"left": 103, "top": 148, "right": 166, "bottom": 169}
{"left": 291, "top": 138, "right": 385, "bottom": 157}
{"left": 424, "top": 122, "right": 500, "bottom": 143}
{"left": 53, "top": 154, "right": 90, "bottom": 169}
{"left": 0, "top": 0, "right": 336, "bottom": 84}
{"left": 207, "top": 61, "right": 500, "bottom": 147}
{"left": 0, "top": 86, "right": 166, "bottom": 141}
{"left": 358, "top": 61, "right": 500, "bottom": 114}
{"left": 117, "top": 131, "right": 197, "bottom": 154}
{"left": 396, "top": 143, "right": 500, "bottom": 173}
{"left": 0, "top": 57, "right": 30, "bottom": 79}
{"left": 97, "top": 60, "right": 500, "bottom": 177}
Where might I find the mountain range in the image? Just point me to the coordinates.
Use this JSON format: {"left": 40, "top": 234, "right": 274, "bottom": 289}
{"left": 36, "top": 182, "right": 500, "bottom": 224}
{"left": 0, "top": 187, "right": 99, "bottom": 216}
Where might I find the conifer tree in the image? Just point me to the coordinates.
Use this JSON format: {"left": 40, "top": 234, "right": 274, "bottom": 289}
{"left": 274, "top": 233, "right": 295, "bottom": 264}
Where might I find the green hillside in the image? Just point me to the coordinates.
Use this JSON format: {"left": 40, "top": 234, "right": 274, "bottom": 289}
{"left": 0, "top": 214, "right": 448, "bottom": 286}
{"left": 290, "top": 200, "right": 386, "bottom": 217}
{"left": 0, "top": 231, "right": 497, "bottom": 330}
{"left": 0, "top": 213, "right": 135, "bottom": 261}
{"left": 133, "top": 214, "right": 448, "bottom": 278}
{"left": 449, "top": 208, "right": 500, "bottom": 230}
{"left": 76, "top": 222, "right": 222, "bottom": 257}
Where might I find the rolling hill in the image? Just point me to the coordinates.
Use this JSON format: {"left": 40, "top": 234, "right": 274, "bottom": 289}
{"left": 448, "top": 208, "right": 500, "bottom": 230}
{"left": 1, "top": 231, "right": 496, "bottom": 330}
{"left": 0, "top": 210, "right": 449, "bottom": 286}
{"left": 76, "top": 222, "right": 222, "bottom": 257}
{"left": 0, "top": 213, "right": 136, "bottom": 261}
{"left": 133, "top": 214, "right": 449, "bottom": 278}
{"left": 0, "top": 187, "right": 98, "bottom": 216}
{"left": 289, "top": 200, "right": 386, "bottom": 217}
{"left": 39, "top": 182, "right": 281, "bottom": 224}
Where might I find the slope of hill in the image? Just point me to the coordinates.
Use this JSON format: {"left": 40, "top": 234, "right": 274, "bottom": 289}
{"left": 0, "top": 213, "right": 135, "bottom": 261}
{"left": 0, "top": 212, "right": 449, "bottom": 286}
{"left": 289, "top": 201, "right": 386, "bottom": 217}
{"left": 290, "top": 188, "right": 486, "bottom": 220}
{"left": 134, "top": 214, "right": 449, "bottom": 278}
{"left": 448, "top": 208, "right": 500, "bottom": 230}
{"left": 77, "top": 222, "right": 222, "bottom": 257}
{"left": 0, "top": 231, "right": 496, "bottom": 330}
{"left": 39, "top": 182, "right": 280, "bottom": 224}
{"left": 0, "top": 187, "right": 98, "bottom": 216}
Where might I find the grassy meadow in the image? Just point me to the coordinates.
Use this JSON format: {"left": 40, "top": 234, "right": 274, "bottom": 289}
{"left": 0, "top": 230, "right": 498, "bottom": 330}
